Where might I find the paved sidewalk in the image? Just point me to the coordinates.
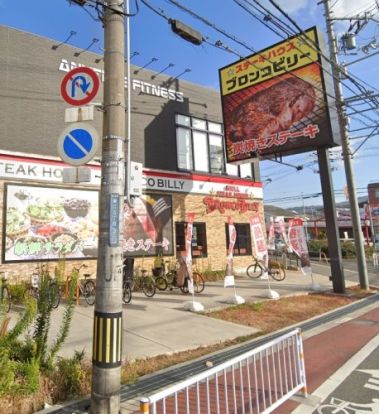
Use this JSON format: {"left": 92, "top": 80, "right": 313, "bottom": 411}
{"left": 42, "top": 269, "right": 338, "bottom": 361}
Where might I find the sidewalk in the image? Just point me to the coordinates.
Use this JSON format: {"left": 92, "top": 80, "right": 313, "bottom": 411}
{"left": 44, "top": 269, "right": 340, "bottom": 361}
{"left": 34, "top": 270, "right": 378, "bottom": 413}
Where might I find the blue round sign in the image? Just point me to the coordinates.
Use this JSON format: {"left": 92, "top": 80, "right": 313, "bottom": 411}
{"left": 58, "top": 123, "right": 98, "bottom": 166}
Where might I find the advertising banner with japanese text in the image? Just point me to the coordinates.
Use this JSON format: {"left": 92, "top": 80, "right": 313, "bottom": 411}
{"left": 288, "top": 218, "right": 311, "bottom": 275}
{"left": 267, "top": 217, "right": 275, "bottom": 250}
{"left": 219, "top": 26, "right": 340, "bottom": 163}
{"left": 123, "top": 194, "right": 173, "bottom": 257}
{"left": 3, "top": 183, "right": 98, "bottom": 262}
{"left": 183, "top": 213, "right": 195, "bottom": 293}
{"left": 249, "top": 214, "right": 268, "bottom": 261}
{"left": 225, "top": 217, "right": 236, "bottom": 287}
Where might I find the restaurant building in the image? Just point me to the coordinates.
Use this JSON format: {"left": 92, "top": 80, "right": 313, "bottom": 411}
{"left": 0, "top": 25, "right": 263, "bottom": 278}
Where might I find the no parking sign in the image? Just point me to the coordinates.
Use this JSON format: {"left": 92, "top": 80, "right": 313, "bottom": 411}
{"left": 57, "top": 123, "right": 99, "bottom": 166}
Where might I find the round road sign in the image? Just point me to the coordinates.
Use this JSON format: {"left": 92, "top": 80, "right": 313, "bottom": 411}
{"left": 60, "top": 66, "right": 100, "bottom": 106}
{"left": 57, "top": 123, "right": 99, "bottom": 166}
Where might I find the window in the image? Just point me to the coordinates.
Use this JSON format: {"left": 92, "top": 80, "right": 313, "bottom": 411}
{"left": 175, "top": 222, "right": 207, "bottom": 258}
{"left": 175, "top": 114, "right": 257, "bottom": 179}
{"left": 225, "top": 223, "right": 252, "bottom": 256}
{"left": 176, "top": 114, "right": 225, "bottom": 175}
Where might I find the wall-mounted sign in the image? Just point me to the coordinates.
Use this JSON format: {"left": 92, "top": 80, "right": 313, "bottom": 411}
{"left": 203, "top": 196, "right": 259, "bottom": 214}
{"left": 60, "top": 66, "right": 100, "bottom": 106}
{"left": 219, "top": 26, "right": 340, "bottom": 163}
{"left": 58, "top": 59, "right": 185, "bottom": 103}
{"left": 3, "top": 183, "right": 99, "bottom": 263}
{"left": 123, "top": 194, "right": 173, "bottom": 257}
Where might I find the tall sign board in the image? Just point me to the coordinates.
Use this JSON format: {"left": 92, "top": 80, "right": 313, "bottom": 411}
{"left": 219, "top": 27, "right": 341, "bottom": 164}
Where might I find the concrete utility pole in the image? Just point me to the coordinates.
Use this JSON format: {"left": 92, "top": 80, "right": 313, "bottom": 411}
{"left": 323, "top": 0, "right": 369, "bottom": 290}
{"left": 91, "top": 0, "right": 125, "bottom": 412}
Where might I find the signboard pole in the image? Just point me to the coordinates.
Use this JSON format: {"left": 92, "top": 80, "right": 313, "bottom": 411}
{"left": 90, "top": 0, "right": 125, "bottom": 412}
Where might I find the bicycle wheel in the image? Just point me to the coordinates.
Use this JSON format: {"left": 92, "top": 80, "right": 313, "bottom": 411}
{"left": 49, "top": 282, "right": 60, "bottom": 309}
{"left": 122, "top": 283, "right": 132, "bottom": 304}
{"left": 193, "top": 272, "right": 205, "bottom": 293}
{"left": 1, "top": 287, "right": 10, "bottom": 313}
{"left": 84, "top": 280, "right": 96, "bottom": 305}
{"left": 270, "top": 264, "right": 286, "bottom": 281}
{"left": 142, "top": 276, "right": 156, "bottom": 297}
{"left": 155, "top": 276, "right": 168, "bottom": 291}
{"left": 247, "top": 262, "right": 263, "bottom": 279}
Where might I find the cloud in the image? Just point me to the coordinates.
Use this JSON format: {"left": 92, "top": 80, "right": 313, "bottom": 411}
{"left": 332, "top": 0, "right": 377, "bottom": 17}
{"left": 276, "top": 0, "right": 309, "bottom": 14}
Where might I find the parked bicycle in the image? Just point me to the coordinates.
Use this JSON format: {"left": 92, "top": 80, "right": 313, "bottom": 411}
{"left": 154, "top": 260, "right": 205, "bottom": 294}
{"left": 246, "top": 256, "right": 286, "bottom": 281}
{"left": 122, "top": 266, "right": 156, "bottom": 299}
{"left": 26, "top": 265, "right": 60, "bottom": 308}
{"left": 68, "top": 264, "right": 96, "bottom": 306}
{"left": 0, "top": 272, "right": 11, "bottom": 313}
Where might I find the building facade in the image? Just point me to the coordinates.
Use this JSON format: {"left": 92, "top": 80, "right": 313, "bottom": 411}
{"left": 0, "top": 25, "right": 263, "bottom": 278}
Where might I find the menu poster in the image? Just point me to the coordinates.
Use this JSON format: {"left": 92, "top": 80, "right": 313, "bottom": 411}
{"left": 3, "top": 183, "right": 99, "bottom": 262}
{"left": 123, "top": 194, "right": 173, "bottom": 257}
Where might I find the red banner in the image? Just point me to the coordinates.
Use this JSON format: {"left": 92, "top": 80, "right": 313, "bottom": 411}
{"left": 288, "top": 218, "right": 311, "bottom": 275}
{"left": 183, "top": 212, "right": 195, "bottom": 293}
{"left": 249, "top": 214, "right": 268, "bottom": 261}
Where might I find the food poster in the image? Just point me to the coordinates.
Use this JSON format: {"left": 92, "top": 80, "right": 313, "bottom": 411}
{"left": 219, "top": 27, "right": 337, "bottom": 162}
{"left": 3, "top": 184, "right": 99, "bottom": 262}
{"left": 122, "top": 194, "right": 173, "bottom": 257}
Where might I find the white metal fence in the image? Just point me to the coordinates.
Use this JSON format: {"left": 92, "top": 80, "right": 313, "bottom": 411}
{"left": 139, "top": 328, "right": 307, "bottom": 414}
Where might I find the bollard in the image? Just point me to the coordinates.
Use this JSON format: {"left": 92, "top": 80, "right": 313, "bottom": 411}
{"left": 140, "top": 397, "right": 150, "bottom": 413}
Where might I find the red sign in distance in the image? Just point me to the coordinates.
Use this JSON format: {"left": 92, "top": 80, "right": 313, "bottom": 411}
{"left": 60, "top": 66, "right": 100, "bottom": 106}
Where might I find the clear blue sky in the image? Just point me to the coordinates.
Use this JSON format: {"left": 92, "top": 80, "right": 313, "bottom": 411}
{"left": 1, "top": 0, "right": 378, "bottom": 209}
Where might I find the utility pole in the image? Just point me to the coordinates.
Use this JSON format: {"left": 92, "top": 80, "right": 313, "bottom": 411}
{"left": 323, "top": 0, "right": 369, "bottom": 290}
{"left": 91, "top": 0, "right": 125, "bottom": 412}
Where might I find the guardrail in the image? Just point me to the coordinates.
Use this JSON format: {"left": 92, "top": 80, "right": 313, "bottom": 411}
{"left": 139, "top": 328, "right": 306, "bottom": 413}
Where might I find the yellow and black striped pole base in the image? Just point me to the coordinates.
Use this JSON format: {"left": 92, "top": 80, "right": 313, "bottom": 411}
{"left": 92, "top": 311, "right": 122, "bottom": 368}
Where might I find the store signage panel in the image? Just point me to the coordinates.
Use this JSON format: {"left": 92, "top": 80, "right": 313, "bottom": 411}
{"left": 3, "top": 183, "right": 99, "bottom": 263}
{"left": 123, "top": 194, "right": 173, "bottom": 257}
{"left": 0, "top": 154, "right": 101, "bottom": 185}
{"left": 219, "top": 26, "right": 340, "bottom": 163}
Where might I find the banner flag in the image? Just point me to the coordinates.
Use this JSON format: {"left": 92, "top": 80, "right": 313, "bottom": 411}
{"left": 288, "top": 218, "right": 312, "bottom": 275}
{"left": 267, "top": 217, "right": 275, "bottom": 250}
{"left": 250, "top": 214, "right": 269, "bottom": 275}
{"left": 225, "top": 217, "right": 236, "bottom": 287}
{"left": 184, "top": 212, "right": 195, "bottom": 294}
{"left": 276, "top": 216, "right": 292, "bottom": 253}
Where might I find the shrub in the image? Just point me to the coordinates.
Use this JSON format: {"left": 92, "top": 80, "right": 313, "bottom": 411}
{"left": 9, "top": 284, "right": 27, "bottom": 305}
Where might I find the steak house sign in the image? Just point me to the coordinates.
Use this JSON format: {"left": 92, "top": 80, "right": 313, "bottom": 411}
{"left": 203, "top": 185, "right": 259, "bottom": 214}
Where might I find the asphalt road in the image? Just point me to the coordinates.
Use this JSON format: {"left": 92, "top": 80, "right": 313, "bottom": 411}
{"left": 312, "top": 345, "right": 379, "bottom": 414}
{"left": 310, "top": 258, "right": 379, "bottom": 288}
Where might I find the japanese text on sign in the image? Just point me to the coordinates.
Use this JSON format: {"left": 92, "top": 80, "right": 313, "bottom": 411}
{"left": 220, "top": 28, "right": 319, "bottom": 95}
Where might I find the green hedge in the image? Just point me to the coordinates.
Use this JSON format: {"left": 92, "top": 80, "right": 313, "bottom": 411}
{"left": 307, "top": 239, "right": 374, "bottom": 259}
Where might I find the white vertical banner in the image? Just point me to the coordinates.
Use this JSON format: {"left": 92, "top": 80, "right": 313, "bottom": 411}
{"left": 250, "top": 213, "right": 268, "bottom": 262}
{"left": 288, "top": 218, "right": 312, "bottom": 275}
{"left": 184, "top": 212, "right": 195, "bottom": 294}
{"left": 276, "top": 216, "right": 292, "bottom": 253}
{"left": 267, "top": 216, "right": 275, "bottom": 250}
{"left": 224, "top": 217, "right": 236, "bottom": 287}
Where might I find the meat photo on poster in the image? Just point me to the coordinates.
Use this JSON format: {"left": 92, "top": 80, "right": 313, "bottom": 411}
{"left": 223, "top": 63, "right": 330, "bottom": 161}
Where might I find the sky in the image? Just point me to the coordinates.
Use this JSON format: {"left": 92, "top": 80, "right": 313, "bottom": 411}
{"left": 0, "top": 0, "right": 379, "bottom": 209}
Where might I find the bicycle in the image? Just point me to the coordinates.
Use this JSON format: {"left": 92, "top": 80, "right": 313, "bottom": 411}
{"left": 68, "top": 264, "right": 96, "bottom": 306}
{"left": 155, "top": 260, "right": 205, "bottom": 294}
{"left": 0, "top": 272, "right": 11, "bottom": 313}
{"left": 246, "top": 256, "right": 286, "bottom": 281}
{"left": 26, "top": 265, "right": 60, "bottom": 309}
{"left": 123, "top": 267, "right": 156, "bottom": 298}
